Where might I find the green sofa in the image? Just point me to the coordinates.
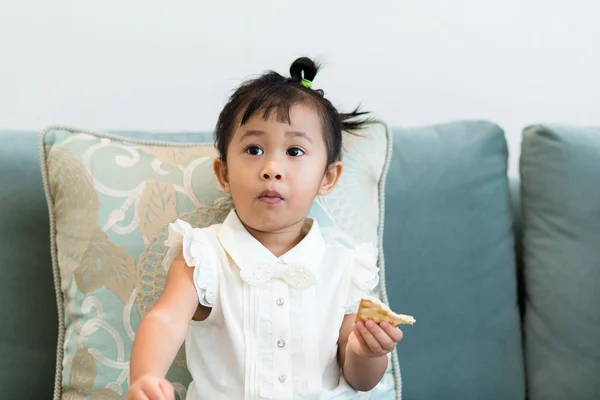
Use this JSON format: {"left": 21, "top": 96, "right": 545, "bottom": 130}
{"left": 1, "top": 121, "right": 598, "bottom": 399}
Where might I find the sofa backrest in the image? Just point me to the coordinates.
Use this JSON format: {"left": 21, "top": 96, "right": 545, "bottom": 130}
{"left": 382, "top": 122, "right": 525, "bottom": 400}
{"left": 0, "top": 125, "right": 526, "bottom": 400}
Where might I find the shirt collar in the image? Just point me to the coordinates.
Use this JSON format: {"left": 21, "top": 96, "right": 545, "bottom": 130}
{"left": 217, "top": 210, "right": 326, "bottom": 276}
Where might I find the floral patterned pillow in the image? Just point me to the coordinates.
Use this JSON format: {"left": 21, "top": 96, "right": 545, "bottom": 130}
{"left": 39, "top": 123, "right": 398, "bottom": 400}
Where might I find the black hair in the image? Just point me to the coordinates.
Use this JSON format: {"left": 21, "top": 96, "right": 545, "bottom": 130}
{"left": 214, "top": 57, "right": 371, "bottom": 166}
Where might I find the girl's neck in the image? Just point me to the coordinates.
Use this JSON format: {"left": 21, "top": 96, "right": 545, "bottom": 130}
{"left": 242, "top": 217, "right": 311, "bottom": 258}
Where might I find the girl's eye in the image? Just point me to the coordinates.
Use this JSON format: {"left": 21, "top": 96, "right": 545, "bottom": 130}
{"left": 287, "top": 147, "right": 305, "bottom": 157}
{"left": 246, "top": 145, "right": 263, "bottom": 156}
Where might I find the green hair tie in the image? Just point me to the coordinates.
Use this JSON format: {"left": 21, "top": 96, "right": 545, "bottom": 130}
{"left": 301, "top": 78, "right": 312, "bottom": 89}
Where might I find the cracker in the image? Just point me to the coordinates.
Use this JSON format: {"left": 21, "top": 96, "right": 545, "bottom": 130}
{"left": 355, "top": 296, "right": 415, "bottom": 326}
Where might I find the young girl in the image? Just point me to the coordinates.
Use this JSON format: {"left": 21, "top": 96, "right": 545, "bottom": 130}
{"left": 126, "top": 58, "right": 403, "bottom": 400}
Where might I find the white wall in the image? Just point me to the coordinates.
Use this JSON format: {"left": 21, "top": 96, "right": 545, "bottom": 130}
{"left": 2, "top": 0, "right": 600, "bottom": 174}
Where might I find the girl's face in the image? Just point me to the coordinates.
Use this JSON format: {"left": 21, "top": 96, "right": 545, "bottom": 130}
{"left": 214, "top": 103, "right": 342, "bottom": 234}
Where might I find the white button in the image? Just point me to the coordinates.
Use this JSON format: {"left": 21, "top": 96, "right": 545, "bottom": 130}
{"left": 276, "top": 298, "right": 284, "bottom": 306}
{"left": 278, "top": 375, "right": 287, "bottom": 383}
{"left": 277, "top": 339, "right": 286, "bottom": 348}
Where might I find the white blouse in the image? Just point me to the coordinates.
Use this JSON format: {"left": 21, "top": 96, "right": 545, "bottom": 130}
{"left": 163, "top": 210, "right": 379, "bottom": 400}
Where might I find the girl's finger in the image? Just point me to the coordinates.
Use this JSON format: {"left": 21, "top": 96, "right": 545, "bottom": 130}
{"left": 357, "top": 321, "right": 384, "bottom": 354}
{"left": 353, "top": 323, "right": 370, "bottom": 350}
{"left": 380, "top": 322, "right": 404, "bottom": 343}
{"left": 143, "top": 383, "right": 165, "bottom": 400}
{"left": 366, "top": 321, "right": 395, "bottom": 351}
{"left": 130, "top": 390, "right": 150, "bottom": 400}
{"left": 159, "top": 380, "right": 175, "bottom": 400}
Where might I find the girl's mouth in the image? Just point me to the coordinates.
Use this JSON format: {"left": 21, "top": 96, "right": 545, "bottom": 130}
{"left": 258, "top": 190, "right": 284, "bottom": 204}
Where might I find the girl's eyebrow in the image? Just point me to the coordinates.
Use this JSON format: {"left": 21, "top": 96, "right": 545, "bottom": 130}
{"left": 238, "top": 130, "right": 312, "bottom": 143}
{"left": 287, "top": 130, "right": 312, "bottom": 143}
{"left": 238, "top": 130, "right": 265, "bottom": 143}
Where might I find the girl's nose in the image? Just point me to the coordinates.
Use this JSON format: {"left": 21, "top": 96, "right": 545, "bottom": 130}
{"left": 260, "top": 160, "right": 283, "bottom": 180}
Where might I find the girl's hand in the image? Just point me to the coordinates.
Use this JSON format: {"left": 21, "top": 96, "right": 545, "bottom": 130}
{"left": 348, "top": 320, "right": 404, "bottom": 358}
{"left": 126, "top": 375, "right": 175, "bottom": 400}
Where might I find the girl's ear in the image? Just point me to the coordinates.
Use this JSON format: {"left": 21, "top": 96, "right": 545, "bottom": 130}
{"left": 318, "top": 161, "right": 343, "bottom": 196}
{"left": 213, "top": 158, "right": 231, "bottom": 193}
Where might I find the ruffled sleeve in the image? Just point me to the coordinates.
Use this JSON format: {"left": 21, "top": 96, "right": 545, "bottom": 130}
{"left": 163, "top": 219, "right": 218, "bottom": 307}
{"left": 344, "top": 242, "right": 380, "bottom": 314}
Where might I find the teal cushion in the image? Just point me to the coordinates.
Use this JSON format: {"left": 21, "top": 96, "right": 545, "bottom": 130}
{"left": 383, "top": 121, "right": 525, "bottom": 399}
{"left": 0, "top": 130, "right": 57, "bottom": 400}
{"left": 521, "top": 125, "right": 600, "bottom": 400}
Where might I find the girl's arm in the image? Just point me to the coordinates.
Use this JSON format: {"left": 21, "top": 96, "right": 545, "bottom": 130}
{"left": 130, "top": 251, "right": 199, "bottom": 382}
{"left": 338, "top": 313, "right": 403, "bottom": 392}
